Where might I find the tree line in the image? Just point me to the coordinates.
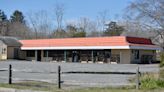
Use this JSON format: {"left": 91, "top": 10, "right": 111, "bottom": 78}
{"left": 0, "top": 10, "right": 125, "bottom": 39}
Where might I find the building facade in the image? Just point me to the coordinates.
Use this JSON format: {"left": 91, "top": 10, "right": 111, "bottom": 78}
{"left": 0, "top": 37, "right": 21, "bottom": 60}
{"left": 19, "top": 36, "right": 161, "bottom": 64}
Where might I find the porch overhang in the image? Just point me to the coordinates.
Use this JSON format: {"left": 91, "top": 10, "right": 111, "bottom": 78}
{"left": 21, "top": 45, "right": 161, "bottom": 50}
{"left": 129, "top": 46, "right": 162, "bottom": 50}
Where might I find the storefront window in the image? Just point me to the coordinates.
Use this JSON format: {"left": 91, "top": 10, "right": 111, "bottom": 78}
{"left": 27, "top": 50, "right": 35, "bottom": 57}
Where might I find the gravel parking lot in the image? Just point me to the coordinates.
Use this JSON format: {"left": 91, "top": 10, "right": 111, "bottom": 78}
{"left": 0, "top": 60, "right": 159, "bottom": 87}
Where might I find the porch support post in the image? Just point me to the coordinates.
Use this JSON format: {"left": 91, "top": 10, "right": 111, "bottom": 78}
{"left": 41, "top": 50, "right": 44, "bottom": 62}
{"left": 35, "top": 50, "right": 37, "bottom": 61}
{"left": 119, "top": 52, "right": 122, "bottom": 64}
{"left": 46, "top": 50, "right": 49, "bottom": 62}
{"left": 64, "top": 50, "right": 67, "bottom": 62}
{"left": 91, "top": 50, "right": 94, "bottom": 63}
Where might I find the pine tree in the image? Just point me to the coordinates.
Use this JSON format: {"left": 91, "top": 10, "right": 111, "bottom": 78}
{"left": 10, "top": 10, "right": 25, "bottom": 24}
{"left": 104, "top": 21, "right": 125, "bottom": 36}
{"left": 0, "top": 10, "right": 7, "bottom": 21}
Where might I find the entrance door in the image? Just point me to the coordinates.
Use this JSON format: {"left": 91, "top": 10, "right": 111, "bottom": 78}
{"left": 14, "top": 48, "right": 19, "bottom": 59}
{"left": 37, "top": 50, "right": 41, "bottom": 61}
{"left": 72, "top": 51, "right": 79, "bottom": 62}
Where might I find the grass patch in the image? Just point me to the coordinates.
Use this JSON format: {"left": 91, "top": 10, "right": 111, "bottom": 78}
{"left": 71, "top": 87, "right": 134, "bottom": 92}
{"left": 0, "top": 80, "right": 164, "bottom": 92}
{"left": 140, "top": 73, "right": 164, "bottom": 89}
{"left": 70, "top": 87, "right": 164, "bottom": 92}
{"left": 0, "top": 81, "right": 60, "bottom": 91}
{"left": 160, "top": 68, "right": 164, "bottom": 79}
{"left": 160, "top": 52, "right": 164, "bottom": 67}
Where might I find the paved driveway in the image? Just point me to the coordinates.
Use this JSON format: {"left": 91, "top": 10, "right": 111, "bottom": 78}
{"left": 0, "top": 60, "right": 159, "bottom": 87}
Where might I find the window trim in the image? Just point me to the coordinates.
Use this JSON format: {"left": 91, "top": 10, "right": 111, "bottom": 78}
{"left": 2, "top": 48, "right": 6, "bottom": 54}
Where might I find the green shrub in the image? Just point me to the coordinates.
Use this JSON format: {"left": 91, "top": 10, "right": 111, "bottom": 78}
{"left": 160, "top": 69, "right": 164, "bottom": 79}
{"left": 140, "top": 74, "right": 164, "bottom": 89}
{"left": 160, "top": 52, "right": 164, "bottom": 67}
{"left": 156, "top": 80, "right": 164, "bottom": 87}
{"left": 141, "top": 74, "right": 158, "bottom": 89}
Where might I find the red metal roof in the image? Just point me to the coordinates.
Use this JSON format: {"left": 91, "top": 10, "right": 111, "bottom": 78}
{"left": 19, "top": 36, "right": 156, "bottom": 48}
{"left": 126, "top": 37, "right": 153, "bottom": 45}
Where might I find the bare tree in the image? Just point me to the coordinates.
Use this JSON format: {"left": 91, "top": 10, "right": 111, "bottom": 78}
{"left": 65, "top": 17, "right": 100, "bottom": 37}
{"left": 87, "top": 22, "right": 100, "bottom": 37}
{"left": 78, "top": 17, "right": 90, "bottom": 32}
{"left": 52, "top": 2, "right": 66, "bottom": 38}
{"left": 77, "top": 17, "right": 100, "bottom": 37}
{"left": 97, "top": 10, "right": 109, "bottom": 36}
{"left": 0, "top": 20, "right": 9, "bottom": 36}
{"left": 125, "top": 0, "right": 164, "bottom": 49}
{"left": 8, "top": 22, "right": 30, "bottom": 39}
{"left": 120, "top": 20, "right": 147, "bottom": 37}
{"left": 27, "top": 10, "right": 53, "bottom": 39}
{"left": 54, "top": 2, "right": 65, "bottom": 31}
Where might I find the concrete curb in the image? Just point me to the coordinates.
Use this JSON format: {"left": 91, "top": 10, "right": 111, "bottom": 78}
{"left": 0, "top": 87, "right": 48, "bottom": 92}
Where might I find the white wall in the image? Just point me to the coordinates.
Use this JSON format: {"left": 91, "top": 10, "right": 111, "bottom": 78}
{"left": 111, "top": 49, "right": 131, "bottom": 64}
{"left": 0, "top": 40, "right": 7, "bottom": 60}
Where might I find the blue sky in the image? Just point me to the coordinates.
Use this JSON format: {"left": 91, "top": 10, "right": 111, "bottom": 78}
{"left": 0, "top": 0, "right": 133, "bottom": 21}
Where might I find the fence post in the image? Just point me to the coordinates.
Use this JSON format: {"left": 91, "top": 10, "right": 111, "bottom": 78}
{"left": 136, "top": 66, "right": 140, "bottom": 90}
{"left": 58, "top": 65, "right": 61, "bottom": 89}
{"left": 9, "top": 64, "right": 12, "bottom": 84}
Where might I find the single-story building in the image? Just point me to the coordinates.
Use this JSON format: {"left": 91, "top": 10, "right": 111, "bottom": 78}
{"left": 0, "top": 37, "right": 22, "bottom": 60}
{"left": 19, "top": 36, "right": 161, "bottom": 64}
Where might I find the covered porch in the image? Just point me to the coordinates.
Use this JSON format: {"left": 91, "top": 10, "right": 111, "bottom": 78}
{"left": 26, "top": 50, "right": 121, "bottom": 64}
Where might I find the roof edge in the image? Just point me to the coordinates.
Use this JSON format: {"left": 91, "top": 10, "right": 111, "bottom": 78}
{"left": 19, "top": 36, "right": 126, "bottom": 41}
{"left": 21, "top": 46, "right": 130, "bottom": 50}
{"left": 21, "top": 45, "right": 161, "bottom": 50}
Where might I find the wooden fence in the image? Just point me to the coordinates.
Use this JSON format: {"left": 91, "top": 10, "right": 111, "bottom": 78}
{"left": 5, "top": 64, "right": 141, "bottom": 90}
